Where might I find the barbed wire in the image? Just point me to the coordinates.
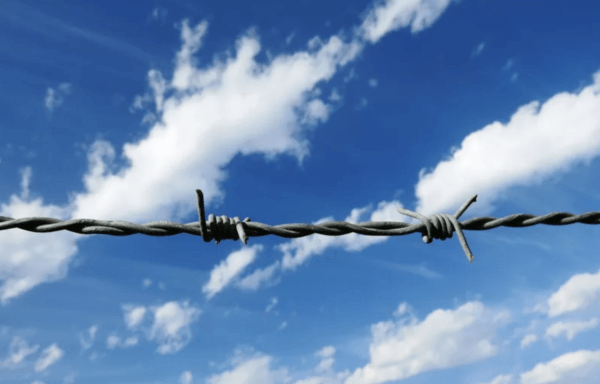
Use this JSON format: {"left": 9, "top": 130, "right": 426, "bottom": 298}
{"left": 1, "top": 189, "right": 599, "bottom": 263}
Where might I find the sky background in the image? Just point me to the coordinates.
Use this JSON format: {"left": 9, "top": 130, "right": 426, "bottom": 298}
{"left": 1, "top": 0, "right": 600, "bottom": 383}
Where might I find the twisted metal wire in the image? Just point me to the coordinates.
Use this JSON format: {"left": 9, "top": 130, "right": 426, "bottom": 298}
{"left": 1, "top": 189, "right": 600, "bottom": 263}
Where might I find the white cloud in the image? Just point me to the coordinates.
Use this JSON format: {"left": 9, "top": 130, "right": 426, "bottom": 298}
{"left": 151, "top": 7, "right": 167, "bottom": 22}
{"left": 123, "top": 305, "right": 147, "bottom": 328}
{"left": 34, "top": 344, "right": 64, "bottom": 372}
{"left": 546, "top": 267, "right": 600, "bottom": 318}
{"left": 343, "top": 68, "right": 357, "bottom": 83}
{"left": 519, "top": 349, "right": 600, "bottom": 384}
{"left": 0, "top": 336, "right": 39, "bottom": 367}
{"left": 344, "top": 301, "right": 508, "bottom": 384}
{"left": 472, "top": 42, "right": 485, "bottom": 57}
{"left": 203, "top": 245, "right": 263, "bottom": 299}
{"left": 106, "top": 335, "right": 120, "bottom": 349}
{"left": 106, "top": 334, "right": 138, "bottom": 349}
{"left": 279, "top": 201, "right": 407, "bottom": 271}
{"left": 171, "top": 19, "right": 209, "bottom": 91}
{"left": 142, "top": 278, "right": 152, "bottom": 288}
{"left": 237, "top": 199, "right": 413, "bottom": 291}
{"left": 412, "top": 68, "right": 600, "bottom": 221}
{"left": 329, "top": 88, "right": 342, "bottom": 101}
{"left": 545, "top": 318, "right": 599, "bottom": 341}
{"left": 31, "top": 381, "right": 45, "bottom": 384}
{"left": 44, "top": 82, "right": 72, "bottom": 112}
{"left": 0, "top": 168, "right": 81, "bottom": 304}
{"left": 308, "top": 36, "right": 324, "bottom": 51}
{"left": 393, "top": 302, "right": 412, "bottom": 317}
{"left": 0, "top": 0, "right": 454, "bottom": 303}
{"left": 478, "top": 374, "right": 513, "bottom": 384}
{"left": 237, "top": 262, "right": 281, "bottom": 291}
{"left": 180, "top": 370, "right": 193, "bottom": 384}
{"left": 286, "top": 32, "right": 296, "bottom": 45}
{"left": 206, "top": 355, "right": 290, "bottom": 384}
{"left": 355, "top": 0, "right": 454, "bottom": 43}
{"left": 355, "top": 97, "right": 368, "bottom": 110}
{"left": 147, "top": 300, "right": 201, "bottom": 354}
{"left": 294, "top": 346, "right": 351, "bottom": 384}
{"left": 63, "top": 372, "right": 77, "bottom": 383}
{"left": 368, "top": 78, "right": 378, "bottom": 87}
{"left": 265, "top": 297, "right": 278, "bottom": 313}
{"left": 122, "top": 336, "right": 138, "bottom": 347}
{"left": 79, "top": 325, "right": 98, "bottom": 350}
{"left": 520, "top": 334, "right": 537, "bottom": 349}
{"left": 316, "top": 346, "right": 336, "bottom": 374}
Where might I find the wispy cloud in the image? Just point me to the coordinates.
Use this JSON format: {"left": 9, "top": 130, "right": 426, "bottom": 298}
{"left": 471, "top": 42, "right": 485, "bottom": 57}
{"left": 2, "top": 0, "right": 159, "bottom": 64}
{"left": 106, "top": 334, "right": 138, "bottom": 349}
{"left": 285, "top": 32, "right": 296, "bottom": 45}
{"left": 78, "top": 325, "right": 98, "bottom": 351}
{"left": 203, "top": 245, "right": 263, "bottom": 299}
{"left": 34, "top": 344, "right": 64, "bottom": 372}
{"left": 545, "top": 318, "right": 599, "bottom": 341}
{"left": 0, "top": 336, "right": 39, "bottom": 368}
{"left": 265, "top": 297, "right": 278, "bottom": 313}
{"left": 150, "top": 6, "right": 168, "bottom": 23}
{"left": 44, "top": 82, "right": 72, "bottom": 112}
{"left": 180, "top": 371, "right": 193, "bottom": 384}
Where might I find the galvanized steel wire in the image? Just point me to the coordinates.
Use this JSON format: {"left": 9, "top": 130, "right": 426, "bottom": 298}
{"left": 1, "top": 189, "right": 600, "bottom": 263}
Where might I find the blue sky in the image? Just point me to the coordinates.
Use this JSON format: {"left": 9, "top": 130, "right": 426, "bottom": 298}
{"left": 1, "top": 0, "right": 600, "bottom": 383}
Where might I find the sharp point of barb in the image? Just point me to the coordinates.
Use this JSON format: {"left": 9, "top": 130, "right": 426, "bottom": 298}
{"left": 395, "top": 195, "right": 478, "bottom": 263}
{"left": 4, "top": 188, "right": 600, "bottom": 267}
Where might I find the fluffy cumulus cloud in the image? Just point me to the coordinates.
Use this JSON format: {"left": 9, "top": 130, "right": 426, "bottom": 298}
{"left": 180, "top": 370, "right": 193, "bottom": 384}
{"left": 544, "top": 267, "right": 600, "bottom": 318}
{"left": 344, "top": 301, "right": 509, "bottom": 384}
{"left": 148, "top": 300, "right": 201, "bottom": 354}
{"left": 293, "top": 346, "right": 351, "bottom": 384}
{"left": 201, "top": 302, "right": 512, "bottom": 384}
{"left": 206, "top": 354, "right": 290, "bottom": 384}
{"left": 0, "top": 167, "right": 80, "bottom": 304}
{"left": 315, "top": 346, "right": 336, "bottom": 374}
{"left": 519, "top": 350, "right": 600, "bottom": 384}
{"left": 0, "top": 0, "right": 458, "bottom": 305}
{"left": 116, "top": 300, "right": 200, "bottom": 354}
{"left": 123, "top": 305, "right": 147, "bottom": 329}
{"left": 412, "top": 69, "right": 600, "bottom": 220}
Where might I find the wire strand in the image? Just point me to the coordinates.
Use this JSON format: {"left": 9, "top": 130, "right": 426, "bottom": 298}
{"left": 1, "top": 189, "right": 599, "bottom": 263}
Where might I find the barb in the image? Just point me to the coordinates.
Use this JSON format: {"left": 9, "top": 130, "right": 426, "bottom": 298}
{"left": 1, "top": 189, "right": 600, "bottom": 263}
